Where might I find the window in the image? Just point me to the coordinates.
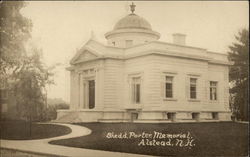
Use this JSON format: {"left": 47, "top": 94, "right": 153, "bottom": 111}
{"left": 212, "top": 112, "right": 218, "bottom": 120}
{"left": 132, "top": 77, "right": 141, "bottom": 104}
{"left": 165, "top": 76, "right": 173, "bottom": 98}
{"left": 210, "top": 81, "right": 217, "bottom": 100}
{"left": 112, "top": 41, "right": 115, "bottom": 46}
{"left": 167, "top": 112, "right": 176, "bottom": 121}
{"left": 192, "top": 113, "right": 200, "bottom": 120}
{"left": 125, "top": 40, "right": 133, "bottom": 47}
{"left": 131, "top": 113, "right": 138, "bottom": 121}
{"left": 190, "top": 78, "right": 197, "bottom": 99}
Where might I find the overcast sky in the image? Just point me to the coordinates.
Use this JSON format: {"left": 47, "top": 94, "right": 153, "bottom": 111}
{"left": 21, "top": 1, "right": 249, "bottom": 102}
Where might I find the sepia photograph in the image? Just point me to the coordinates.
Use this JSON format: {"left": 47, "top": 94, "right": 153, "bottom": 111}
{"left": 0, "top": 1, "right": 249, "bottom": 157}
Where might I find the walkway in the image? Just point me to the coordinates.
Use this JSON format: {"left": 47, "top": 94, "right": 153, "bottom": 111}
{"left": 0, "top": 123, "right": 152, "bottom": 157}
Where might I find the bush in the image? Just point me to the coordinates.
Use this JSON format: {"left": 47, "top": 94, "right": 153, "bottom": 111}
{"left": 41, "top": 103, "right": 69, "bottom": 121}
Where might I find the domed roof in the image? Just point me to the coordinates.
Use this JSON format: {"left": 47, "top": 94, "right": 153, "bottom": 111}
{"left": 113, "top": 13, "right": 152, "bottom": 30}
{"left": 105, "top": 3, "right": 160, "bottom": 41}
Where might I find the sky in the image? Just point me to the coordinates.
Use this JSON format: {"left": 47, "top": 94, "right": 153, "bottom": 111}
{"left": 21, "top": 1, "right": 249, "bottom": 103}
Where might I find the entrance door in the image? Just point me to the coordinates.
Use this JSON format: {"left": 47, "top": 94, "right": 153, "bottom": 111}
{"left": 88, "top": 80, "right": 95, "bottom": 109}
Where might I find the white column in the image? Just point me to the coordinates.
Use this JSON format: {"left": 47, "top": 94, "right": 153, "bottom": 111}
{"left": 84, "top": 80, "right": 89, "bottom": 109}
{"left": 79, "top": 73, "right": 83, "bottom": 109}
{"left": 98, "top": 62, "right": 105, "bottom": 109}
{"left": 77, "top": 73, "right": 81, "bottom": 109}
{"left": 70, "top": 71, "right": 74, "bottom": 109}
{"left": 95, "top": 69, "right": 98, "bottom": 109}
{"left": 72, "top": 71, "right": 80, "bottom": 110}
{"left": 83, "top": 80, "right": 86, "bottom": 109}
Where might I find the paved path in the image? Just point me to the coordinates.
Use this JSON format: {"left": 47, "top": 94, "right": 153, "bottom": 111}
{"left": 235, "top": 121, "right": 249, "bottom": 124}
{"left": 1, "top": 123, "right": 152, "bottom": 157}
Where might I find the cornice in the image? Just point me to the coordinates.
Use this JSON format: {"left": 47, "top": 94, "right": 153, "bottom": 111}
{"left": 105, "top": 28, "right": 160, "bottom": 39}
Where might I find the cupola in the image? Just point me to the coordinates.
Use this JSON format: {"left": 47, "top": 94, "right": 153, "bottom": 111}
{"left": 105, "top": 3, "right": 160, "bottom": 48}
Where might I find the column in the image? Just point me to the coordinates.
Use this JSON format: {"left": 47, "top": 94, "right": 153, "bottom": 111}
{"left": 79, "top": 73, "right": 84, "bottom": 109}
{"left": 70, "top": 71, "right": 75, "bottom": 109}
{"left": 97, "top": 62, "right": 105, "bottom": 109}
{"left": 77, "top": 73, "right": 81, "bottom": 109}
{"left": 83, "top": 80, "right": 89, "bottom": 109}
{"left": 95, "top": 69, "right": 98, "bottom": 109}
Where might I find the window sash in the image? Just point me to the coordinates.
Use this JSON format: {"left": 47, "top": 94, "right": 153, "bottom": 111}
{"left": 165, "top": 82, "right": 173, "bottom": 98}
{"left": 165, "top": 76, "right": 174, "bottom": 98}
{"left": 190, "top": 78, "right": 197, "bottom": 84}
{"left": 166, "top": 76, "right": 173, "bottom": 83}
{"left": 132, "top": 77, "right": 141, "bottom": 104}
{"left": 209, "top": 81, "right": 217, "bottom": 100}
{"left": 190, "top": 78, "right": 197, "bottom": 99}
{"left": 190, "top": 86, "right": 196, "bottom": 99}
{"left": 210, "top": 81, "right": 217, "bottom": 87}
{"left": 210, "top": 87, "right": 217, "bottom": 100}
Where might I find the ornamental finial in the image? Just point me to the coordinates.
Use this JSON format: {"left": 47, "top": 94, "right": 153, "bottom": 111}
{"left": 130, "top": 2, "right": 136, "bottom": 14}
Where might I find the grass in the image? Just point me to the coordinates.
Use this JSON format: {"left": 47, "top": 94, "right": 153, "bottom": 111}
{"left": 50, "top": 122, "right": 248, "bottom": 156}
{"left": 0, "top": 120, "right": 71, "bottom": 140}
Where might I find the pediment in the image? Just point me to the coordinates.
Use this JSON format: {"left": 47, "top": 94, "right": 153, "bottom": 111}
{"left": 70, "top": 47, "right": 101, "bottom": 64}
{"left": 75, "top": 50, "right": 97, "bottom": 62}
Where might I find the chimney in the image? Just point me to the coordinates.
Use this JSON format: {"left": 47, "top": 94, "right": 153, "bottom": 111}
{"left": 172, "top": 33, "right": 186, "bottom": 46}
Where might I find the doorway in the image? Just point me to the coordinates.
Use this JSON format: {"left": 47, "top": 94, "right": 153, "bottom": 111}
{"left": 88, "top": 80, "right": 95, "bottom": 109}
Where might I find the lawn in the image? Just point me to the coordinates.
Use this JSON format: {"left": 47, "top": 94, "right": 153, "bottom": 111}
{"left": 50, "top": 122, "right": 248, "bottom": 156}
{"left": 0, "top": 120, "right": 71, "bottom": 140}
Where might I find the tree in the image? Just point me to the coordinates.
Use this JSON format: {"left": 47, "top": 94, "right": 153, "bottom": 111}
{"left": 0, "top": 1, "right": 54, "bottom": 121}
{"left": 13, "top": 48, "right": 54, "bottom": 121}
{"left": 228, "top": 29, "right": 249, "bottom": 121}
{"left": 0, "top": 1, "right": 32, "bottom": 76}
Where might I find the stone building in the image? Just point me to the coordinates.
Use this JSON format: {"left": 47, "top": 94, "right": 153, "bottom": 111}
{"left": 57, "top": 3, "right": 232, "bottom": 122}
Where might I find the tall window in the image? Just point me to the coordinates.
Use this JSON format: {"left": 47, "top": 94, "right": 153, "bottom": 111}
{"left": 165, "top": 76, "right": 173, "bottom": 98}
{"left": 132, "top": 77, "right": 141, "bottom": 104}
{"left": 210, "top": 81, "right": 217, "bottom": 100}
{"left": 190, "top": 78, "right": 197, "bottom": 99}
{"left": 125, "top": 40, "right": 133, "bottom": 47}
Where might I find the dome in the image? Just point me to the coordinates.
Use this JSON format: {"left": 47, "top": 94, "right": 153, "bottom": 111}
{"left": 104, "top": 3, "right": 160, "bottom": 47}
{"left": 113, "top": 13, "right": 152, "bottom": 30}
